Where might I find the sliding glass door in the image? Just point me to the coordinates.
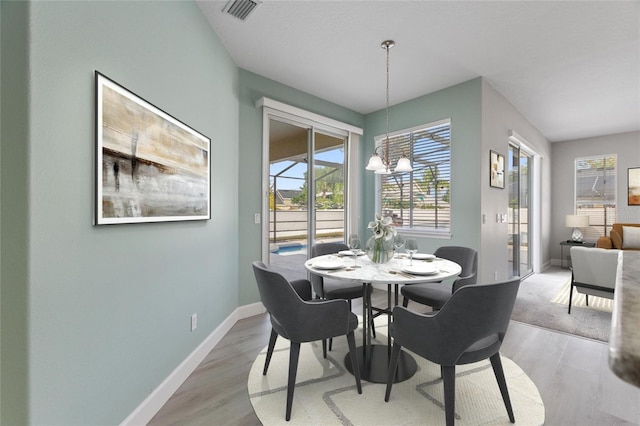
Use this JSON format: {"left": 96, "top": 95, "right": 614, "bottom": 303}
{"left": 508, "top": 144, "right": 532, "bottom": 278}
{"left": 267, "top": 116, "right": 347, "bottom": 265}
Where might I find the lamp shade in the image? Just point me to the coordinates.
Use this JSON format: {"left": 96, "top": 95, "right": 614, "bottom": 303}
{"left": 366, "top": 154, "right": 384, "bottom": 171}
{"left": 565, "top": 215, "right": 589, "bottom": 228}
{"left": 394, "top": 156, "right": 413, "bottom": 172}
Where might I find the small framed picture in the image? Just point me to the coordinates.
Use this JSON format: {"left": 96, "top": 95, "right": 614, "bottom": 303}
{"left": 490, "top": 150, "right": 505, "bottom": 189}
{"left": 628, "top": 167, "right": 640, "bottom": 205}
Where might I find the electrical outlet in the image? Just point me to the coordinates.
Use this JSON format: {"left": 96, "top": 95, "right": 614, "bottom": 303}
{"left": 254, "top": 213, "right": 261, "bottom": 224}
{"left": 494, "top": 271, "right": 498, "bottom": 280}
{"left": 191, "top": 313, "right": 197, "bottom": 332}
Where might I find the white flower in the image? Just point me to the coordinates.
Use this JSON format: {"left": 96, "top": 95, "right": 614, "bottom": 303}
{"left": 369, "top": 213, "right": 397, "bottom": 240}
{"left": 384, "top": 227, "right": 396, "bottom": 241}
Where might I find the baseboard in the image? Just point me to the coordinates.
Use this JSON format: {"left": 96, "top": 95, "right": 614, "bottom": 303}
{"left": 237, "top": 301, "right": 267, "bottom": 319}
{"left": 120, "top": 302, "right": 265, "bottom": 426}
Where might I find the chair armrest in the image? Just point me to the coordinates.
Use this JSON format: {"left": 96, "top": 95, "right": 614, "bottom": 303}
{"left": 597, "top": 236, "right": 613, "bottom": 249}
{"left": 452, "top": 274, "right": 477, "bottom": 293}
{"left": 391, "top": 307, "right": 441, "bottom": 361}
{"left": 309, "top": 273, "right": 325, "bottom": 299}
{"left": 611, "top": 229, "right": 623, "bottom": 249}
{"left": 293, "top": 299, "right": 353, "bottom": 342}
{"left": 290, "top": 279, "right": 312, "bottom": 301}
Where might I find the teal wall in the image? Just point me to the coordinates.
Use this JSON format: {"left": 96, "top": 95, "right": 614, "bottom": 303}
{"left": 362, "top": 79, "right": 483, "bottom": 253}
{"left": 1, "top": 1, "right": 239, "bottom": 424}
{"left": 237, "top": 69, "right": 365, "bottom": 305}
{"left": 236, "top": 73, "right": 482, "bottom": 306}
{"left": 0, "top": 1, "right": 506, "bottom": 422}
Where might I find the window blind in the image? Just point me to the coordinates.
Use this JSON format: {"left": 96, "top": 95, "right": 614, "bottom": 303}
{"left": 380, "top": 120, "right": 451, "bottom": 232}
{"left": 575, "top": 155, "right": 617, "bottom": 239}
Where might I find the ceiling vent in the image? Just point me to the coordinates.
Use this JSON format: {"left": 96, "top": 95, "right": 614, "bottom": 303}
{"left": 223, "top": 0, "right": 261, "bottom": 21}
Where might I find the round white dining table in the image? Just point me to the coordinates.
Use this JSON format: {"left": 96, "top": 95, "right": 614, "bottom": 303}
{"left": 304, "top": 253, "right": 462, "bottom": 383}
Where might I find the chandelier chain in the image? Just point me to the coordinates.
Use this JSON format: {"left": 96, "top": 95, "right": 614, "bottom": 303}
{"left": 384, "top": 42, "right": 391, "bottom": 168}
{"left": 366, "top": 39, "right": 411, "bottom": 174}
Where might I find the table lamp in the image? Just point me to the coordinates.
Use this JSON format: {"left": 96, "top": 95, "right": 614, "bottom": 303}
{"left": 565, "top": 215, "right": 589, "bottom": 242}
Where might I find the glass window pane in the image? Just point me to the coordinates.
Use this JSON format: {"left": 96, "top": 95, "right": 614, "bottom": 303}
{"left": 379, "top": 120, "right": 451, "bottom": 232}
{"left": 575, "top": 155, "right": 617, "bottom": 239}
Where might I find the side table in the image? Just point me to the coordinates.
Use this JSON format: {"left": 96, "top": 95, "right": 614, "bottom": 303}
{"left": 560, "top": 241, "right": 595, "bottom": 269}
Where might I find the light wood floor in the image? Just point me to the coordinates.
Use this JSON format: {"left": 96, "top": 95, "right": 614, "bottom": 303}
{"left": 149, "top": 283, "right": 640, "bottom": 425}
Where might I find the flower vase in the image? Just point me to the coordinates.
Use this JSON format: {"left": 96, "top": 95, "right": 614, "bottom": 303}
{"left": 366, "top": 235, "right": 394, "bottom": 264}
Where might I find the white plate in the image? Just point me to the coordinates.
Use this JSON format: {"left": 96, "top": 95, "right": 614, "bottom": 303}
{"left": 313, "top": 259, "right": 345, "bottom": 270}
{"left": 338, "top": 250, "right": 365, "bottom": 256}
{"left": 402, "top": 263, "right": 439, "bottom": 275}
{"left": 412, "top": 253, "right": 436, "bottom": 260}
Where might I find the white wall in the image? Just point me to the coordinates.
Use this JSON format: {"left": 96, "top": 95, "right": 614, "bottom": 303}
{"left": 480, "top": 80, "right": 552, "bottom": 281}
{"left": 550, "top": 131, "right": 640, "bottom": 262}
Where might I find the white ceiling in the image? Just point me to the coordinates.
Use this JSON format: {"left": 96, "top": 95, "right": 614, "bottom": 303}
{"left": 198, "top": 0, "right": 640, "bottom": 142}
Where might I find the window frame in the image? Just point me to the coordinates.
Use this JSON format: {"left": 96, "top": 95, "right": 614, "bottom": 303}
{"left": 374, "top": 118, "right": 452, "bottom": 239}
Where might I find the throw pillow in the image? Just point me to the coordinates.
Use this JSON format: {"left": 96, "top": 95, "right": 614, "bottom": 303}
{"left": 622, "top": 226, "right": 640, "bottom": 249}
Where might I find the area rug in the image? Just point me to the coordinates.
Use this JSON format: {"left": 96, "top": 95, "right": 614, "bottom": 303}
{"left": 550, "top": 279, "right": 613, "bottom": 312}
{"left": 248, "top": 318, "right": 545, "bottom": 425}
{"left": 511, "top": 268, "right": 612, "bottom": 342}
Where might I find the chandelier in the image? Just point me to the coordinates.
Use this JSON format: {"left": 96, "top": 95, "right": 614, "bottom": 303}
{"left": 366, "top": 40, "right": 412, "bottom": 174}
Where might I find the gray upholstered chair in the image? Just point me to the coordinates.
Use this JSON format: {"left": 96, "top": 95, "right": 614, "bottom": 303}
{"left": 386, "top": 278, "right": 521, "bottom": 426}
{"left": 311, "top": 242, "right": 369, "bottom": 303}
{"left": 401, "top": 246, "right": 478, "bottom": 311}
{"left": 569, "top": 246, "right": 619, "bottom": 314}
{"left": 311, "top": 242, "right": 375, "bottom": 353}
{"left": 252, "top": 261, "right": 362, "bottom": 421}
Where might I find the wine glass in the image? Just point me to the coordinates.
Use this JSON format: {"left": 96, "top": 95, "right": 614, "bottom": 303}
{"left": 393, "top": 235, "right": 405, "bottom": 258}
{"left": 348, "top": 234, "right": 361, "bottom": 268}
{"left": 405, "top": 238, "right": 418, "bottom": 265}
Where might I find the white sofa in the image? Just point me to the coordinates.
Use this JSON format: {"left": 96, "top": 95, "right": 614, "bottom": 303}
{"left": 569, "top": 246, "right": 621, "bottom": 314}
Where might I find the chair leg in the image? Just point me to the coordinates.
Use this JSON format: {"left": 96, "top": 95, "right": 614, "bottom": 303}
{"left": 384, "top": 342, "right": 403, "bottom": 401}
{"left": 568, "top": 279, "right": 574, "bottom": 314}
{"left": 322, "top": 339, "right": 327, "bottom": 359}
{"left": 329, "top": 338, "right": 333, "bottom": 351}
{"left": 585, "top": 294, "right": 589, "bottom": 306}
{"left": 286, "top": 342, "right": 301, "bottom": 421}
{"left": 490, "top": 353, "right": 515, "bottom": 423}
{"left": 346, "top": 331, "right": 362, "bottom": 394}
{"left": 263, "top": 329, "right": 278, "bottom": 375}
{"left": 442, "top": 365, "right": 456, "bottom": 426}
{"left": 402, "top": 296, "right": 409, "bottom": 308}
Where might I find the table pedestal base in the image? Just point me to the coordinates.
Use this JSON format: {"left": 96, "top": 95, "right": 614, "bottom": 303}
{"left": 344, "top": 344, "right": 417, "bottom": 383}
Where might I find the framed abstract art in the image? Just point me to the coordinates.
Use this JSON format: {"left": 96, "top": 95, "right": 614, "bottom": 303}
{"left": 628, "top": 167, "right": 640, "bottom": 206}
{"left": 95, "top": 71, "right": 211, "bottom": 224}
